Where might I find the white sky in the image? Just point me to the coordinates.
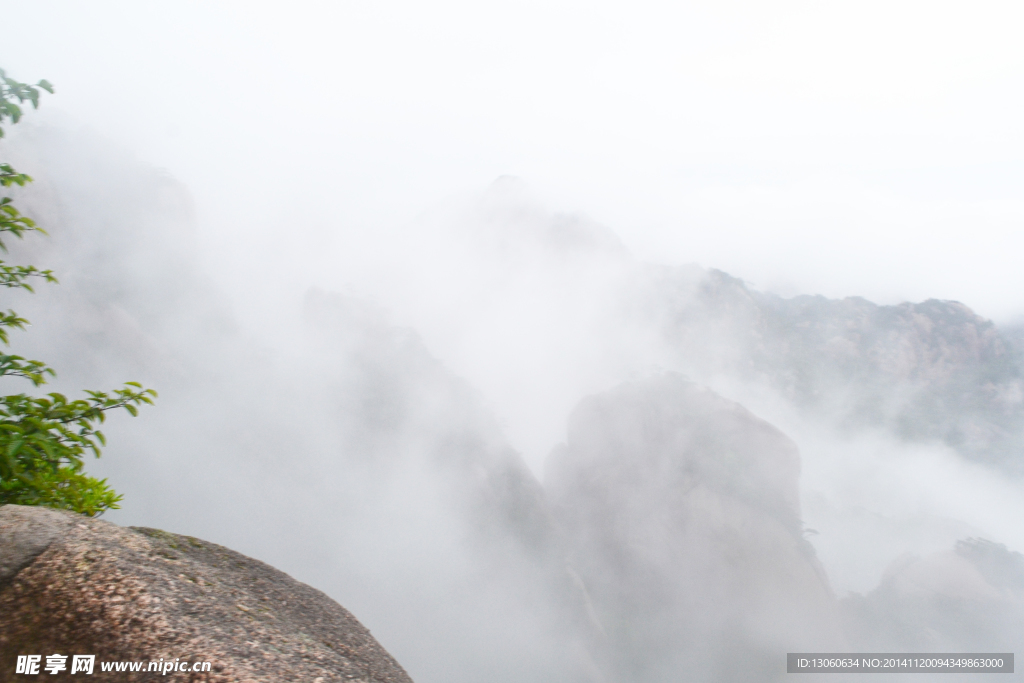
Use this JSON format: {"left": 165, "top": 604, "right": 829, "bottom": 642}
{"left": 3, "top": 0, "right": 1024, "bottom": 320}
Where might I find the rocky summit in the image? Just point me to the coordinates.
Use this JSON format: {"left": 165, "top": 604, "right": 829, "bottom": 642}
{"left": 0, "top": 505, "right": 413, "bottom": 683}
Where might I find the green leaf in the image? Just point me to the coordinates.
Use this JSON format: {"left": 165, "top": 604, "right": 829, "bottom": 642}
{"left": 0, "top": 66, "right": 155, "bottom": 516}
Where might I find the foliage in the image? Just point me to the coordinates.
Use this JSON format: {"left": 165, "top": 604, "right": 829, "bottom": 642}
{"left": 0, "top": 68, "right": 155, "bottom": 515}
{"left": 0, "top": 68, "right": 53, "bottom": 136}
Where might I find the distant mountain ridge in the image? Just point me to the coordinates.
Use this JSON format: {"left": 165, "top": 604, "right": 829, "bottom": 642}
{"left": 463, "top": 179, "right": 1024, "bottom": 472}
{"left": 628, "top": 264, "right": 1024, "bottom": 471}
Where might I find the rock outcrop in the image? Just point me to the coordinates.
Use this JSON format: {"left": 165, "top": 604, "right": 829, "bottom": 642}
{"left": 0, "top": 504, "right": 413, "bottom": 683}
{"left": 842, "top": 537, "right": 1024, "bottom": 653}
{"left": 546, "top": 374, "right": 845, "bottom": 682}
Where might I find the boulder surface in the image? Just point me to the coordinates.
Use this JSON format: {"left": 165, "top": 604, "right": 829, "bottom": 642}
{"left": 0, "top": 504, "right": 413, "bottom": 683}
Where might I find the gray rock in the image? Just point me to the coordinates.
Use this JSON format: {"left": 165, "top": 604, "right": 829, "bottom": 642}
{"left": 0, "top": 504, "right": 77, "bottom": 587}
{"left": 547, "top": 374, "right": 845, "bottom": 682}
{"left": 0, "top": 504, "right": 413, "bottom": 683}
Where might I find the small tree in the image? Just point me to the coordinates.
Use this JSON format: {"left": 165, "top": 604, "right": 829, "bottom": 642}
{"left": 0, "top": 68, "right": 155, "bottom": 516}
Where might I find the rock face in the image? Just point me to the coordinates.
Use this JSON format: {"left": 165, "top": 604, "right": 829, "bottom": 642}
{"left": 0, "top": 505, "right": 413, "bottom": 683}
{"left": 546, "top": 374, "right": 845, "bottom": 683}
{"left": 301, "top": 288, "right": 556, "bottom": 562}
{"left": 299, "top": 290, "right": 597, "bottom": 683}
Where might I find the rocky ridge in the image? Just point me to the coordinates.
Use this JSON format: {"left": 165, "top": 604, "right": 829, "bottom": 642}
{"left": 637, "top": 266, "right": 1024, "bottom": 470}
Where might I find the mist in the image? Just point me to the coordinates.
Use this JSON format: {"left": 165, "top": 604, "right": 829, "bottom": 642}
{"left": 2, "top": 2, "right": 1024, "bottom": 682}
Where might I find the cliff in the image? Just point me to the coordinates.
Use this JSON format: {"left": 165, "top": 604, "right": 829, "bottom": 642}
{"left": 546, "top": 374, "right": 846, "bottom": 682}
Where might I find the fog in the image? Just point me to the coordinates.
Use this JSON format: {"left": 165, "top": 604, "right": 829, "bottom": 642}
{"left": 6, "top": 1, "right": 1024, "bottom": 319}
{"left": 3, "top": 2, "right": 1024, "bottom": 682}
